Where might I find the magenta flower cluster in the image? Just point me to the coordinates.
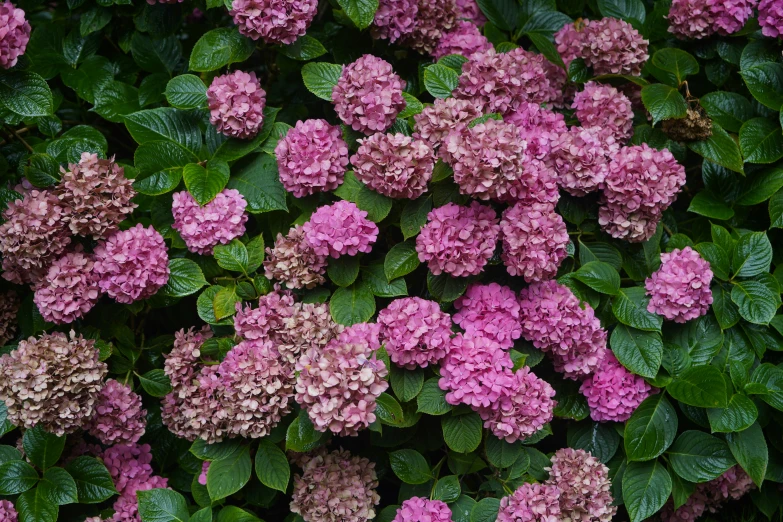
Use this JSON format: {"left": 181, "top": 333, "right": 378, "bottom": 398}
{"left": 661, "top": 466, "right": 755, "bottom": 522}
{"left": 579, "top": 352, "right": 655, "bottom": 422}
{"left": 206, "top": 70, "right": 267, "bottom": 139}
{"left": 378, "top": 297, "right": 453, "bottom": 369}
{"left": 414, "top": 97, "right": 482, "bottom": 153}
{"left": 302, "top": 200, "right": 379, "bottom": 258}
{"left": 432, "top": 20, "right": 492, "bottom": 60}
{"left": 392, "top": 497, "right": 453, "bottom": 522}
{"left": 572, "top": 81, "right": 634, "bottom": 142}
{"left": 229, "top": 0, "right": 317, "bottom": 44}
{"left": 453, "top": 283, "right": 522, "bottom": 349}
{"left": 172, "top": 189, "right": 248, "bottom": 255}
{"left": 0, "top": 500, "right": 17, "bottom": 522}
{"left": 668, "top": 0, "right": 755, "bottom": 39}
{"left": 33, "top": 250, "right": 100, "bottom": 325}
{"left": 0, "top": 1, "right": 30, "bottom": 69}
{"left": 498, "top": 483, "right": 561, "bottom": 522}
{"left": 500, "top": 202, "right": 569, "bottom": 282}
{"left": 401, "top": 0, "right": 457, "bottom": 54}
{"left": 371, "top": 0, "right": 417, "bottom": 43}
{"left": 544, "top": 448, "right": 617, "bottom": 521}
{"left": 264, "top": 225, "right": 328, "bottom": 289}
{"left": 646, "top": 247, "right": 714, "bottom": 323}
{"left": 102, "top": 443, "right": 169, "bottom": 522}
{"left": 554, "top": 18, "right": 649, "bottom": 75}
{"left": 352, "top": 132, "right": 435, "bottom": 199}
{"left": 759, "top": 0, "right": 783, "bottom": 37}
{"left": 86, "top": 379, "right": 147, "bottom": 445}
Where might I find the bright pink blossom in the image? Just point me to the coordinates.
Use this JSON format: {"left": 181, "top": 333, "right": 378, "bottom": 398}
{"left": 453, "top": 283, "right": 521, "bottom": 349}
{"left": 172, "top": 189, "right": 248, "bottom": 255}
{"left": 553, "top": 126, "right": 614, "bottom": 197}
{"left": 433, "top": 21, "right": 492, "bottom": 59}
{"left": 33, "top": 250, "right": 100, "bottom": 325}
{"left": 87, "top": 380, "right": 146, "bottom": 445}
{"left": 759, "top": 0, "right": 783, "bottom": 37}
{"left": 500, "top": 202, "right": 568, "bottom": 282}
{"left": 0, "top": 1, "right": 29, "bottom": 69}
{"left": 371, "top": 0, "right": 417, "bottom": 42}
{"left": 229, "top": 0, "right": 317, "bottom": 44}
{"left": 302, "top": 200, "right": 379, "bottom": 258}
{"left": 455, "top": 0, "right": 486, "bottom": 24}
{"left": 393, "top": 497, "right": 453, "bottom": 522}
{"left": 498, "top": 483, "right": 561, "bottom": 522}
{"left": 263, "top": 225, "right": 328, "bottom": 290}
{"left": 645, "top": 247, "right": 714, "bottom": 323}
{"left": 0, "top": 500, "right": 17, "bottom": 522}
{"left": 352, "top": 132, "right": 435, "bottom": 199}
{"left": 580, "top": 17, "right": 649, "bottom": 75}
{"left": 413, "top": 97, "right": 482, "bottom": 153}
{"left": 207, "top": 70, "right": 266, "bottom": 139}
{"left": 378, "top": 297, "right": 453, "bottom": 369}
{"left": 668, "top": 0, "right": 754, "bottom": 38}
{"left": 545, "top": 448, "right": 616, "bottom": 522}
{"left": 572, "top": 82, "right": 634, "bottom": 142}
{"left": 580, "top": 352, "right": 654, "bottom": 422}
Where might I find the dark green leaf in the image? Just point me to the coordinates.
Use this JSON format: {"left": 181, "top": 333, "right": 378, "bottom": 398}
{"left": 574, "top": 261, "right": 620, "bottom": 295}
{"left": 183, "top": 160, "right": 230, "bottom": 206}
{"left": 17, "top": 487, "right": 58, "bottom": 522}
{"left": 701, "top": 91, "right": 754, "bottom": 133}
{"left": 389, "top": 449, "right": 431, "bottom": 484}
{"left": 442, "top": 413, "right": 483, "bottom": 453}
{"left": 164, "top": 75, "right": 207, "bottom": 109}
{"left": 189, "top": 27, "right": 254, "bottom": 72}
{"left": 390, "top": 367, "right": 425, "bottom": 403}
{"left": 330, "top": 281, "right": 376, "bottom": 326}
{"left": 622, "top": 460, "right": 671, "bottom": 522}
{"left": 227, "top": 154, "right": 288, "bottom": 213}
{"left": 741, "top": 63, "right": 783, "bottom": 111}
{"left": 137, "top": 488, "right": 189, "bottom": 522}
{"left": 254, "top": 440, "right": 289, "bottom": 493}
{"left": 384, "top": 241, "right": 420, "bottom": 281}
{"left": 732, "top": 232, "right": 773, "bottom": 277}
{"left": 161, "top": 259, "right": 207, "bottom": 297}
{"left": 687, "top": 192, "right": 735, "bottom": 220}
{"left": 0, "top": 461, "right": 39, "bottom": 495}
{"left": 668, "top": 431, "right": 736, "bottom": 482}
{"left": 280, "top": 35, "right": 328, "bottom": 61}
{"left": 23, "top": 425, "right": 65, "bottom": 470}
{"left": 641, "top": 84, "right": 688, "bottom": 126}
{"left": 424, "top": 64, "right": 459, "bottom": 99}
{"left": 726, "top": 421, "right": 768, "bottom": 487}
{"left": 64, "top": 457, "right": 116, "bottom": 503}
{"left": 336, "top": 0, "right": 378, "bottom": 29}
{"left": 567, "top": 422, "right": 621, "bottom": 463}
{"left": 667, "top": 365, "right": 728, "bottom": 408}
{"left": 432, "top": 475, "right": 461, "bottom": 503}
{"left": 0, "top": 71, "right": 54, "bottom": 117}
{"left": 613, "top": 287, "right": 663, "bottom": 332}
{"left": 739, "top": 118, "right": 783, "bottom": 164}
{"left": 625, "top": 394, "right": 678, "bottom": 462}
{"left": 731, "top": 280, "right": 779, "bottom": 325}
{"left": 651, "top": 48, "right": 699, "bottom": 86}
{"left": 707, "top": 394, "right": 758, "bottom": 433}
{"left": 417, "top": 378, "right": 452, "bottom": 416}
{"left": 611, "top": 325, "right": 663, "bottom": 379}
{"left": 688, "top": 123, "right": 745, "bottom": 174}
{"left": 301, "top": 62, "right": 343, "bottom": 101}
{"left": 38, "top": 468, "right": 77, "bottom": 506}
{"left": 207, "top": 446, "right": 252, "bottom": 500}
{"left": 138, "top": 369, "right": 173, "bottom": 397}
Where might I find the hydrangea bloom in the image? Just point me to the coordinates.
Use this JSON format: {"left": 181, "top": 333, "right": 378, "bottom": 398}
{"left": 0, "top": 500, "right": 17, "bottom": 522}
{"left": 102, "top": 443, "right": 156, "bottom": 497}
{"left": 110, "top": 475, "right": 169, "bottom": 522}
{"left": 554, "top": 20, "right": 587, "bottom": 67}
{"left": 668, "top": 0, "right": 754, "bottom": 38}
{"left": 377, "top": 297, "right": 453, "bottom": 369}
{"left": 56, "top": 153, "right": 137, "bottom": 239}
{"left": 645, "top": 247, "right": 714, "bottom": 323}
{"left": 0, "top": 332, "right": 107, "bottom": 436}
{"left": 498, "top": 483, "right": 561, "bottom": 522}
{"left": 455, "top": 0, "right": 486, "bottom": 24}
{"left": 402, "top": 0, "right": 457, "bottom": 54}
{"left": 229, "top": 0, "right": 317, "bottom": 44}
{"left": 553, "top": 126, "right": 613, "bottom": 196}
{"left": 572, "top": 82, "right": 634, "bottom": 142}
{"left": 580, "top": 352, "right": 654, "bottom": 422}
{"left": 500, "top": 202, "right": 569, "bottom": 282}
{"left": 93, "top": 224, "right": 170, "bottom": 304}
{"left": 276, "top": 119, "right": 349, "bottom": 198}
{"left": 87, "top": 380, "right": 146, "bottom": 445}
{"left": 172, "top": 189, "right": 248, "bottom": 255}
{"left": 33, "top": 250, "right": 100, "bottom": 325}
{"left": 332, "top": 54, "right": 406, "bottom": 134}
{"left": 453, "top": 283, "right": 521, "bottom": 349}
{"left": 433, "top": 21, "right": 492, "bottom": 60}
{"left": 0, "top": 1, "right": 30, "bottom": 69}
{"left": 0, "top": 189, "right": 70, "bottom": 285}
{"left": 759, "top": 0, "right": 783, "bottom": 38}
{"left": 545, "top": 448, "right": 616, "bottom": 522}
{"left": 371, "top": 0, "right": 417, "bottom": 42}
{"left": 599, "top": 144, "right": 686, "bottom": 243}
{"left": 416, "top": 201, "right": 500, "bottom": 277}
{"left": 352, "top": 133, "right": 435, "bottom": 199}
{"left": 579, "top": 17, "right": 649, "bottom": 75}
{"left": 0, "top": 291, "right": 19, "bottom": 346}
{"left": 198, "top": 461, "right": 210, "bottom": 486}
{"left": 206, "top": 70, "right": 266, "bottom": 139}
{"left": 703, "top": 466, "right": 755, "bottom": 508}
{"left": 518, "top": 280, "right": 607, "bottom": 379}
{"left": 393, "top": 497, "right": 453, "bottom": 522}
{"left": 263, "top": 225, "right": 328, "bottom": 290}
{"left": 234, "top": 288, "right": 296, "bottom": 343}
{"left": 291, "top": 449, "right": 380, "bottom": 522}
{"left": 659, "top": 491, "right": 708, "bottom": 522}
{"left": 413, "top": 97, "right": 482, "bottom": 152}
{"left": 302, "top": 200, "right": 378, "bottom": 258}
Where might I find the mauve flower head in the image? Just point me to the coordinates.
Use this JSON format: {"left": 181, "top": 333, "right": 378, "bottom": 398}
{"left": 234, "top": 288, "right": 295, "bottom": 342}
{"left": 302, "top": 200, "right": 378, "bottom": 258}
{"left": 93, "top": 224, "right": 170, "bottom": 304}
{"left": 0, "top": 189, "right": 70, "bottom": 285}
{"left": 498, "top": 482, "right": 561, "bottom": 522}
{"left": 393, "top": 497, "right": 453, "bottom": 522}
{"left": 416, "top": 201, "right": 500, "bottom": 277}
{"left": 659, "top": 491, "right": 708, "bottom": 522}
{"left": 0, "top": 291, "right": 19, "bottom": 346}
{"left": 110, "top": 475, "right": 169, "bottom": 522}
{"left": 453, "top": 283, "right": 521, "bottom": 349}
{"left": 206, "top": 70, "right": 266, "bottom": 139}
{"left": 372, "top": 0, "right": 417, "bottom": 42}
{"left": 263, "top": 225, "right": 328, "bottom": 290}
{"left": 518, "top": 280, "right": 607, "bottom": 379}
{"left": 572, "top": 82, "right": 634, "bottom": 142}
{"left": 352, "top": 132, "right": 435, "bottom": 199}
{"left": 0, "top": 500, "right": 17, "bottom": 522}
{"left": 295, "top": 324, "right": 388, "bottom": 436}
{"left": 505, "top": 102, "right": 568, "bottom": 150}
{"left": 667, "top": 0, "right": 715, "bottom": 39}
{"left": 439, "top": 333, "right": 515, "bottom": 409}
{"left": 33, "top": 250, "right": 100, "bottom": 325}
{"left": 164, "top": 326, "right": 213, "bottom": 389}
{"left": 402, "top": 0, "right": 457, "bottom": 54}
{"left": 0, "top": 1, "right": 30, "bottom": 69}
{"left": 101, "top": 443, "right": 155, "bottom": 495}
{"left": 554, "top": 20, "right": 588, "bottom": 67}
{"left": 711, "top": 0, "right": 755, "bottom": 35}
{"left": 645, "top": 247, "right": 713, "bottom": 323}
{"left": 579, "top": 351, "right": 654, "bottom": 422}
{"left": 413, "top": 97, "right": 482, "bottom": 152}
{"left": 56, "top": 153, "right": 137, "bottom": 239}
{"left": 332, "top": 54, "right": 406, "bottom": 134}
{"left": 579, "top": 17, "right": 649, "bottom": 75}
{"left": 553, "top": 126, "right": 613, "bottom": 197}
{"left": 481, "top": 366, "right": 556, "bottom": 443}
{"left": 433, "top": 21, "right": 493, "bottom": 60}
{"left": 87, "top": 379, "right": 146, "bottom": 445}
{"left": 198, "top": 461, "right": 209, "bottom": 486}
{"left": 703, "top": 466, "right": 755, "bottom": 508}
{"left": 172, "top": 189, "right": 248, "bottom": 255}
{"left": 229, "top": 0, "right": 317, "bottom": 44}
{"left": 0, "top": 331, "right": 107, "bottom": 436}
{"left": 759, "top": 0, "right": 783, "bottom": 38}
{"left": 276, "top": 119, "right": 349, "bottom": 198}
{"left": 500, "top": 202, "right": 569, "bottom": 283}
{"left": 545, "top": 448, "right": 616, "bottom": 522}
{"left": 291, "top": 448, "right": 380, "bottom": 522}
{"left": 378, "top": 297, "right": 453, "bottom": 369}
{"left": 456, "top": 0, "right": 486, "bottom": 24}
{"left": 599, "top": 144, "right": 686, "bottom": 243}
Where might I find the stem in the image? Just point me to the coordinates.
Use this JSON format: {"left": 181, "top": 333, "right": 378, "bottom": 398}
{"left": 4, "top": 125, "right": 34, "bottom": 152}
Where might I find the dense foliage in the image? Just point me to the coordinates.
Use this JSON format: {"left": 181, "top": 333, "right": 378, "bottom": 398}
{"left": 0, "top": 0, "right": 783, "bottom": 521}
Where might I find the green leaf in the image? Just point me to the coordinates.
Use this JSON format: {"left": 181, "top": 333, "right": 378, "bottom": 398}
{"left": 578, "top": 241, "right": 622, "bottom": 270}
{"left": 130, "top": 33, "right": 181, "bottom": 74}
{"left": 328, "top": 256, "right": 360, "bottom": 287}
{"left": 651, "top": 48, "right": 699, "bottom": 86}
{"left": 622, "top": 460, "right": 672, "bottom": 522}
{"left": 285, "top": 412, "right": 323, "bottom": 453}
{"left": 361, "top": 262, "right": 408, "bottom": 298}
{"left": 470, "top": 497, "right": 500, "bottom": 522}
{"left": 389, "top": 449, "right": 431, "bottom": 484}
{"left": 62, "top": 30, "right": 99, "bottom": 66}
{"left": 215, "top": 506, "right": 260, "bottom": 522}
{"left": 417, "top": 378, "right": 452, "bottom": 416}
{"left": 424, "top": 64, "right": 459, "bottom": 99}
{"left": 567, "top": 422, "right": 621, "bottom": 463}
{"left": 736, "top": 167, "right": 783, "bottom": 206}
{"left": 0, "top": 71, "right": 54, "bottom": 117}
{"left": 197, "top": 286, "right": 233, "bottom": 325}
{"left": 398, "top": 92, "right": 424, "bottom": 119}
{"left": 336, "top": 0, "right": 378, "bottom": 29}
{"left": 477, "top": 0, "right": 521, "bottom": 31}
{"left": 0, "top": 461, "right": 39, "bottom": 495}
{"left": 427, "top": 272, "right": 468, "bottom": 303}
{"left": 597, "top": 0, "right": 645, "bottom": 23}
{"left": 125, "top": 108, "right": 202, "bottom": 152}
{"left": 137, "top": 489, "right": 190, "bottom": 522}
{"left": 213, "top": 286, "right": 239, "bottom": 320}
{"left": 227, "top": 154, "right": 288, "bottom": 213}
{"left": 625, "top": 394, "right": 678, "bottom": 462}
{"left": 712, "top": 284, "right": 740, "bottom": 328}
{"left": 401, "top": 197, "right": 432, "bottom": 240}
{"left": 731, "top": 281, "right": 779, "bottom": 325}
{"left": 574, "top": 261, "right": 620, "bottom": 295}
{"left": 356, "top": 184, "right": 393, "bottom": 222}
{"left": 384, "top": 241, "right": 420, "bottom": 281}
{"left": 183, "top": 160, "right": 230, "bottom": 206}
{"left": 741, "top": 63, "right": 783, "bottom": 111}
{"left": 17, "top": 487, "right": 58, "bottom": 522}
{"left": 668, "top": 431, "right": 736, "bottom": 482}
{"left": 23, "top": 425, "right": 65, "bottom": 470}
{"left": 191, "top": 508, "right": 212, "bottom": 522}
{"left": 64, "top": 457, "right": 116, "bottom": 503}
{"left": 213, "top": 239, "right": 249, "bottom": 273}
{"left": 280, "top": 35, "right": 328, "bottom": 61}
{"left": 485, "top": 437, "right": 522, "bottom": 469}
{"left": 254, "top": 440, "right": 289, "bottom": 493}
{"left": 165, "top": 75, "right": 207, "bottom": 109}
{"left": 667, "top": 365, "right": 728, "bottom": 408}
{"left": 687, "top": 192, "right": 735, "bottom": 220}
{"left": 771, "top": 189, "right": 783, "bottom": 228}
{"left": 38, "top": 468, "right": 77, "bottom": 506}
{"left": 189, "top": 27, "right": 254, "bottom": 72}
{"left": 696, "top": 243, "right": 731, "bottom": 281}
{"left": 701, "top": 91, "right": 754, "bottom": 133}
{"left": 641, "top": 84, "right": 688, "bottom": 126}
{"left": 390, "top": 367, "right": 425, "bottom": 402}
{"left": 688, "top": 123, "right": 745, "bottom": 174}
{"left": 442, "top": 413, "right": 482, "bottom": 453}
{"left": 190, "top": 439, "right": 243, "bottom": 461}
{"left": 23, "top": 154, "right": 60, "bottom": 188}
{"left": 212, "top": 106, "right": 280, "bottom": 162}
{"left": 707, "top": 394, "right": 758, "bottom": 433}
{"left": 376, "top": 392, "right": 405, "bottom": 426}
{"left": 739, "top": 118, "right": 783, "bottom": 164}
{"left": 613, "top": 287, "right": 663, "bottom": 332}
{"left": 93, "top": 81, "right": 140, "bottom": 123}
{"left": 330, "top": 281, "right": 376, "bottom": 326}
{"left": 161, "top": 259, "right": 207, "bottom": 297}
{"left": 732, "top": 232, "right": 773, "bottom": 278}
{"left": 301, "top": 62, "right": 343, "bottom": 101}
{"left": 611, "top": 325, "right": 663, "bottom": 379}
{"left": 726, "top": 421, "right": 768, "bottom": 487}
{"left": 138, "top": 369, "right": 173, "bottom": 397}
{"left": 748, "top": 363, "right": 783, "bottom": 412}
{"left": 433, "top": 475, "right": 461, "bottom": 503}
{"left": 207, "top": 446, "right": 252, "bottom": 500}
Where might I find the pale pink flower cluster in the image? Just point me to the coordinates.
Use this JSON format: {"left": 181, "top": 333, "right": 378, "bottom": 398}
{"left": 0, "top": 291, "right": 18, "bottom": 346}
{"left": 0, "top": 500, "right": 17, "bottom": 522}
{"left": 552, "top": 126, "right": 614, "bottom": 197}
{"left": 332, "top": 54, "right": 406, "bottom": 134}
{"left": 0, "top": 332, "right": 107, "bottom": 436}
{"left": 456, "top": 0, "right": 486, "bottom": 24}
{"left": 759, "top": 0, "right": 783, "bottom": 37}
{"left": 661, "top": 466, "right": 755, "bottom": 522}
{"left": 229, "top": 0, "right": 317, "bottom": 44}
{"left": 102, "top": 443, "right": 169, "bottom": 522}
{"left": 433, "top": 21, "right": 492, "bottom": 59}
{"left": 291, "top": 449, "right": 380, "bottom": 522}
{"left": 500, "top": 202, "right": 569, "bottom": 282}
{"left": 579, "top": 352, "right": 654, "bottom": 422}
{"left": 498, "top": 483, "right": 561, "bottom": 522}
{"left": 598, "top": 144, "right": 686, "bottom": 243}
{"left": 171, "top": 189, "right": 248, "bottom": 255}
{"left": 453, "top": 283, "right": 521, "bottom": 349}
{"left": 572, "top": 82, "right": 634, "bottom": 142}
{"left": 302, "top": 200, "right": 379, "bottom": 258}
{"left": 87, "top": 379, "right": 147, "bottom": 445}
{"left": 413, "top": 97, "right": 482, "bottom": 153}
{"left": 645, "top": 247, "right": 714, "bottom": 323}
{"left": 518, "top": 280, "right": 607, "bottom": 379}
{"left": 276, "top": 119, "right": 349, "bottom": 198}
{"left": 415, "top": 201, "right": 500, "bottom": 277}
{"left": 198, "top": 461, "right": 210, "bottom": 486}
{"left": 371, "top": 0, "right": 418, "bottom": 42}
{"left": 401, "top": 0, "right": 457, "bottom": 54}
{"left": 554, "top": 18, "right": 648, "bottom": 75}
{"left": 668, "top": 0, "right": 754, "bottom": 39}
{"left": 264, "top": 225, "right": 328, "bottom": 289}
{"left": 33, "top": 250, "right": 100, "bottom": 324}
{"left": 352, "top": 133, "right": 435, "bottom": 199}
{"left": 0, "top": 1, "right": 29, "bottom": 69}
{"left": 206, "top": 70, "right": 266, "bottom": 139}
{"left": 392, "top": 497, "right": 453, "bottom": 522}
{"left": 378, "top": 297, "right": 453, "bottom": 369}
{"left": 544, "top": 448, "right": 616, "bottom": 522}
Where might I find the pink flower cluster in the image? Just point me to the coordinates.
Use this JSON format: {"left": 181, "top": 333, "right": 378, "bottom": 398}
{"left": 0, "top": 500, "right": 17, "bottom": 522}
{"left": 302, "top": 200, "right": 378, "bottom": 258}
{"left": 378, "top": 297, "right": 453, "bottom": 369}
{"left": 206, "top": 70, "right": 266, "bottom": 139}
{"left": 668, "top": 0, "right": 754, "bottom": 39}
{"left": 645, "top": 247, "right": 714, "bottom": 323}
{"left": 371, "top": 0, "right": 417, "bottom": 42}
{"left": 453, "top": 283, "right": 521, "bottom": 349}
{"left": 579, "top": 352, "right": 654, "bottom": 422}
{"left": 498, "top": 483, "right": 561, "bottom": 522}
{"left": 416, "top": 201, "right": 500, "bottom": 277}
{"left": 276, "top": 119, "right": 349, "bottom": 198}
{"left": 102, "top": 443, "right": 169, "bottom": 522}
{"left": 0, "top": 1, "right": 30, "bottom": 69}
{"left": 230, "top": 0, "right": 317, "bottom": 44}
{"left": 572, "top": 82, "right": 634, "bottom": 142}
{"left": 500, "top": 202, "right": 568, "bottom": 282}
{"left": 264, "top": 225, "right": 328, "bottom": 289}
{"left": 33, "top": 250, "right": 100, "bottom": 324}
{"left": 661, "top": 466, "right": 755, "bottom": 522}
{"left": 759, "top": 0, "right": 783, "bottom": 38}
{"left": 544, "top": 448, "right": 617, "bottom": 522}
{"left": 414, "top": 97, "right": 482, "bottom": 153}
{"left": 555, "top": 18, "right": 648, "bottom": 75}
{"left": 552, "top": 126, "right": 613, "bottom": 197}
{"left": 87, "top": 379, "right": 147, "bottom": 445}
{"left": 456, "top": 0, "right": 486, "bottom": 24}
{"left": 433, "top": 20, "right": 492, "bottom": 60}
{"left": 172, "top": 189, "right": 248, "bottom": 255}
{"left": 332, "top": 54, "right": 406, "bottom": 134}
{"left": 352, "top": 133, "right": 435, "bottom": 199}
{"left": 0, "top": 291, "right": 19, "bottom": 346}
{"left": 392, "top": 497, "right": 453, "bottom": 522}
{"left": 401, "top": 0, "right": 457, "bottom": 54}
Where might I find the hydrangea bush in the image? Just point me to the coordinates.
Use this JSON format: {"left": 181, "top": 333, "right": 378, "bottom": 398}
{"left": 0, "top": 0, "right": 783, "bottom": 522}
